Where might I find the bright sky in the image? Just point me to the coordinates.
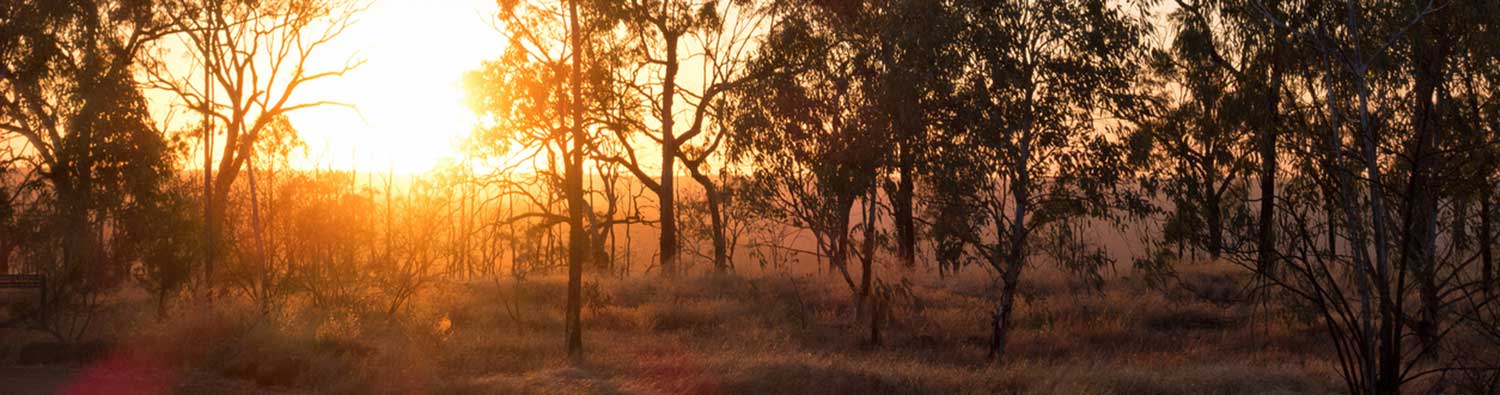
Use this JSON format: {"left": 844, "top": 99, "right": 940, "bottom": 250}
{"left": 286, "top": 0, "right": 502, "bottom": 173}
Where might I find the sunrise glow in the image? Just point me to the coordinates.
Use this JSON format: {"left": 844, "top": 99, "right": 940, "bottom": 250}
{"left": 286, "top": 0, "right": 501, "bottom": 173}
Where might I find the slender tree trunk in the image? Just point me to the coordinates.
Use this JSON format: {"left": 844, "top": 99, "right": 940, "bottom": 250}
{"left": 1484, "top": 193, "right": 1494, "bottom": 297}
{"left": 895, "top": 150, "right": 916, "bottom": 268}
{"left": 707, "top": 187, "right": 728, "bottom": 272}
{"left": 1469, "top": 57, "right": 1494, "bottom": 298}
{"left": 1355, "top": 51, "right": 1400, "bottom": 395}
{"left": 1328, "top": 198, "right": 1338, "bottom": 259}
{"left": 1256, "top": 73, "right": 1280, "bottom": 275}
{"left": 564, "top": 0, "right": 585, "bottom": 362}
{"left": 687, "top": 167, "right": 729, "bottom": 272}
{"left": 990, "top": 120, "right": 1032, "bottom": 362}
{"left": 1402, "top": 20, "right": 1447, "bottom": 354}
{"left": 1454, "top": 197, "right": 1469, "bottom": 251}
{"left": 658, "top": 35, "right": 680, "bottom": 278}
{"left": 857, "top": 189, "right": 877, "bottom": 318}
{"left": 988, "top": 257, "right": 1022, "bottom": 361}
{"left": 202, "top": 20, "right": 216, "bottom": 286}
{"left": 1207, "top": 184, "right": 1223, "bottom": 259}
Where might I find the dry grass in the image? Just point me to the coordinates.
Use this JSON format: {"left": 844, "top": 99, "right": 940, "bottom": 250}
{"left": 0, "top": 265, "right": 1345, "bottom": 394}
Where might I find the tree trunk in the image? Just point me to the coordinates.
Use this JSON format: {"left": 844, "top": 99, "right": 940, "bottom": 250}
{"left": 1255, "top": 80, "right": 1279, "bottom": 275}
{"left": 868, "top": 294, "right": 883, "bottom": 346}
{"left": 895, "top": 150, "right": 916, "bottom": 268}
{"left": 990, "top": 118, "right": 1032, "bottom": 362}
{"left": 688, "top": 167, "right": 729, "bottom": 272}
{"left": 1403, "top": 20, "right": 1448, "bottom": 354}
{"left": 1357, "top": 53, "right": 1401, "bottom": 395}
{"left": 988, "top": 260, "right": 1022, "bottom": 361}
{"left": 1207, "top": 187, "right": 1223, "bottom": 259}
{"left": 202, "top": 17, "right": 216, "bottom": 286}
{"left": 708, "top": 186, "right": 728, "bottom": 272}
{"left": 1328, "top": 198, "right": 1338, "bottom": 259}
{"left": 564, "top": 0, "right": 585, "bottom": 362}
{"left": 658, "top": 35, "right": 680, "bottom": 278}
{"left": 857, "top": 190, "right": 877, "bottom": 318}
{"left": 828, "top": 201, "right": 859, "bottom": 299}
{"left": 1484, "top": 193, "right": 1494, "bottom": 297}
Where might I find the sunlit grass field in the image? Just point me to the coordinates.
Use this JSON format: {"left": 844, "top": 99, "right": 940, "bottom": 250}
{"left": 0, "top": 264, "right": 1352, "bottom": 394}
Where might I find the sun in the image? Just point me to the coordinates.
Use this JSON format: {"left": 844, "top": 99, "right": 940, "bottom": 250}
{"left": 283, "top": 0, "right": 502, "bottom": 174}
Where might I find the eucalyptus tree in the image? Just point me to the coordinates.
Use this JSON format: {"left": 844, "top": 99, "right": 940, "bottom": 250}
{"left": 588, "top": 0, "right": 780, "bottom": 274}
{"left": 865, "top": 0, "right": 965, "bottom": 269}
{"left": 1449, "top": 2, "right": 1500, "bottom": 298}
{"left": 145, "top": 0, "right": 366, "bottom": 284}
{"left": 728, "top": 0, "right": 891, "bottom": 312}
{"left": 1249, "top": 0, "right": 1500, "bottom": 391}
{"left": 1133, "top": 15, "right": 1259, "bottom": 260}
{"left": 948, "top": 0, "right": 1152, "bottom": 362}
{"left": 465, "top": 0, "right": 620, "bottom": 361}
{"left": 1168, "top": 0, "right": 1306, "bottom": 274}
{"left": 0, "top": 0, "right": 182, "bottom": 337}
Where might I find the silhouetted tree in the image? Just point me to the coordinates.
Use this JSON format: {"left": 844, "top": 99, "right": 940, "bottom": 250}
{"left": 0, "top": 0, "right": 179, "bottom": 339}
{"left": 466, "top": 0, "right": 619, "bottom": 361}
{"left": 729, "top": 1, "right": 891, "bottom": 313}
{"left": 591, "top": 0, "right": 781, "bottom": 274}
{"left": 1132, "top": 21, "right": 1259, "bottom": 260}
{"left": 949, "top": 0, "right": 1150, "bottom": 362}
{"left": 145, "top": 0, "right": 365, "bottom": 285}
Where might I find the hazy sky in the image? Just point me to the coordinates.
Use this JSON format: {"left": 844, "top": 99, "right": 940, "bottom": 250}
{"left": 284, "top": 0, "right": 502, "bottom": 173}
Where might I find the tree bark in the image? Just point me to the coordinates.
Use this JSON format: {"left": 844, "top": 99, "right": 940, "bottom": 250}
{"left": 1207, "top": 180, "right": 1223, "bottom": 259}
{"left": 1483, "top": 193, "right": 1494, "bottom": 297}
{"left": 895, "top": 148, "right": 916, "bottom": 268}
{"left": 1255, "top": 65, "right": 1280, "bottom": 275}
{"left": 658, "top": 35, "right": 680, "bottom": 277}
{"left": 989, "top": 116, "right": 1032, "bottom": 362}
{"left": 1401, "top": 18, "right": 1448, "bottom": 353}
{"left": 564, "top": 0, "right": 585, "bottom": 362}
{"left": 687, "top": 166, "right": 729, "bottom": 272}
{"left": 857, "top": 189, "right": 877, "bottom": 317}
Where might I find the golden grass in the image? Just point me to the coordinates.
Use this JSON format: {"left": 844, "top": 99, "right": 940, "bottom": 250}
{"left": 0, "top": 265, "right": 1345, "bottom": 394}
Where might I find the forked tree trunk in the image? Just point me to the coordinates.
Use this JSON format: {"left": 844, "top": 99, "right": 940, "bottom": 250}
{"left": 688, "top": 167, "right": 729, "bottom": 272}
{"left": 990, "top": 121, "right": 1031, "bottom": 363}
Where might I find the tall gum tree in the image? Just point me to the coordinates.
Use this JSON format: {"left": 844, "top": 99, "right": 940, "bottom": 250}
{"left": 0, "top": 0, "right": 182, "bottom": 339}
{"left": 728, "top": 0, "right": 889, "bottom": 312}
{"left": 591, "top": 0, "right": 781, "bottom": 274}
{"left": 466, "top": 0, "right": 617, "bottom": 361}
{"left": 953, "top": 0, "right": 1151, "bottom": 362}
{"left": 145, "top": 0, "right": 366, "bottom": 284}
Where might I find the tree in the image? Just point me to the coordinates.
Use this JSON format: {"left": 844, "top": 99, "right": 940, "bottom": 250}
{"left": 1133, "top": 21, "right": 1259, "bottom": 260}
{"left": 1248, "top": 0, "right": 1500, "bottom": 392}
{"left": 1168, "top": 0, "right": 1296, "bottom": 276}
{"left": 466, "top": 0, "right": 617, "bottom": 361}
{"left": 951, "top": 0, "right": 1150, "bottom": 362}
{"left": 145, "top": 0, "right": 365, "bottom": 284}
{"left": 591, "top": 0, "right": 780, "bottom": 274}
{"left": 0, "top": 0, "right": 179, "bottom": 339}
{"left": 865, "top": 0, "right": 965, "bottom": 270}
{"left": 729, "top": 0, "right": 891, "bottom": 313}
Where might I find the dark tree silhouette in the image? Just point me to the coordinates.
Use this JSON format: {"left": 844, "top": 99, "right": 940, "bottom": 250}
{"left": 466, "top": 0, "right": 619, "bottom": 361}
{"left": 146, "top": 0, "right": 365, "bottom": 285}
{"left": 949, "top": 0, "right": 1150, "bottom": 362}
{"left": 0, "top": 0, "right": 181, "bottom": 339}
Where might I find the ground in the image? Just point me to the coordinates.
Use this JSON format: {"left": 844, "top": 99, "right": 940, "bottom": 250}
{"left": 0, "top": 264, "right": 1344, "bottom": 394}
